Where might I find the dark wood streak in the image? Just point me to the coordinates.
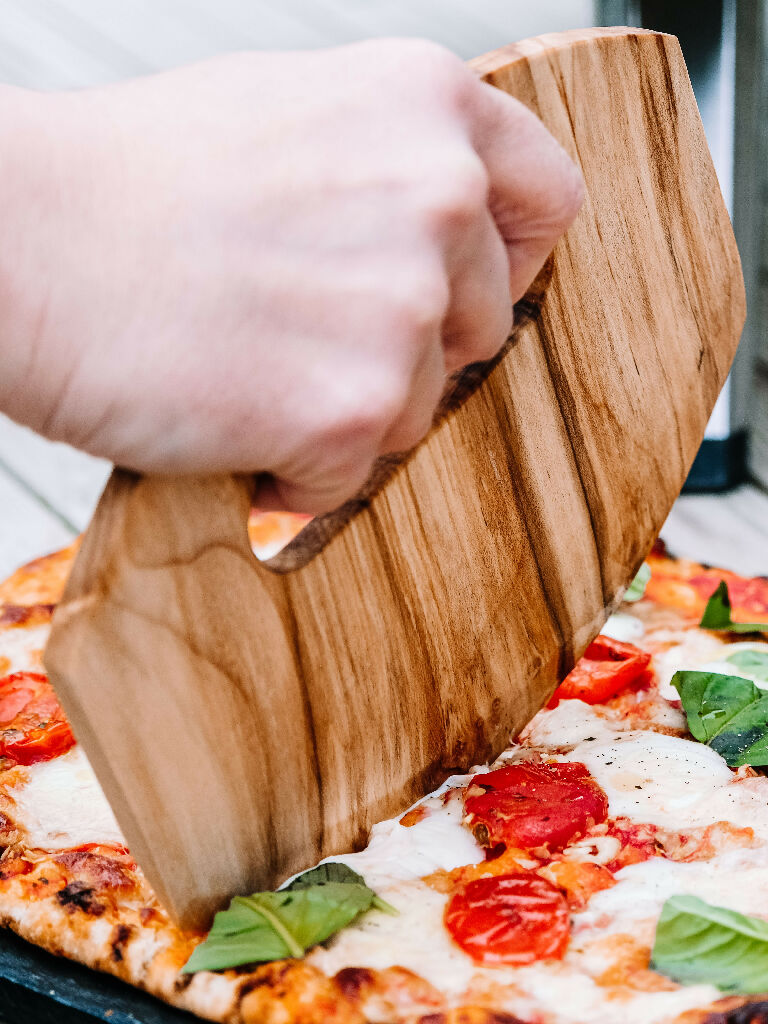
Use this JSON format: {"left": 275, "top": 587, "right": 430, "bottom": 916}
{"left": 366, "top": 484, "right": 442, "bottom": 770}
{"left": 532, "top": 290, "right": 609, "bottom": 609}
{"left": 279, "top": 591, "right": 325, "bottom": 854}
{"left": 482, "top": 339, "right": 572, "bottom": 678}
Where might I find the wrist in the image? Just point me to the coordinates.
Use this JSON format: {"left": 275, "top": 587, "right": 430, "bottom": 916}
{"left": 0, "top": 86, "right": 74, "bottom": 432}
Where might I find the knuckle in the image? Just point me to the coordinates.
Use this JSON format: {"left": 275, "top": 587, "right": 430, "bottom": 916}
{"left": 423, "top": 157, "right": 488, "bottom": 233}
{"left": 389, "top": 277, "right": 449, "bottom": 341}
{"left": 438, "top": 160, "right": 489, "bottom": 228}
{"left": 323, "top": 374, "right": 407, "bottom": 449}
{"left": 383, "top": 397, "right": 438, "bottom": 455}
{"left": 362, "top": 38, "right": 464, "bottom": 88}
{"left": 387, "top": 39, "right": 472, "bottom": 110}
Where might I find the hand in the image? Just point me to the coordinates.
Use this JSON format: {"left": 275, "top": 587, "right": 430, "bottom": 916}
{"left": 0, "top": 39, "right": 583, "bottom": 513}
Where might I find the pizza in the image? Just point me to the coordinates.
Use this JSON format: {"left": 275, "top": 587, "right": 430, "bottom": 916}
{"left": 1, "top": 521, "right": 768, "bottom": 1024}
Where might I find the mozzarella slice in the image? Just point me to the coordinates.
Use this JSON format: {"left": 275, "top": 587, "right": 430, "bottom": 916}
{"left": 601, "top": 612, "right": 645, "bottom": 644}
{"left": 697, "top": 643, "right": 768, "bottom": 690}
{"left": 521, "top": 700, "right": 621, "bottom": 750}
{"left": 581, "top": 848, "right": 768, "bottom": 933}
{"left": 317, "top": 786, "right": 482, "bottom": 891}
{"left": 6, "top": 746, "right": 125, "bottom": 850}
{"left": 652, "top": 630, "right": 728, "bottom": 699}
{"left": 557, "top": 730, "right": 735, "bottom": 828}
{"left": 0, "top": 623, "right": 50, "bottom": 675}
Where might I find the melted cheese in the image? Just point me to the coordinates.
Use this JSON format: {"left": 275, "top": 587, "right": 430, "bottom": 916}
{"left": 695, "top": 642, "right": 768, "bottom": 690}
{"left": 579, "top": 849, "right": 768, "bottom": 935}
{"left": 601, "top": 612, "right": 645, "bottom": 644}
{"left": 651, "top": 630, "right": 727, "bottom": 699}
{"left": 311, "top": 782, "right": 482, "bottom": 891}
{"left": 521, "top": 700, "right": 621, "bottom": 750}
{"left": 0, "top": 623, "right": 50, "bottom": 674}
{"left": 557, "top": 731, "right": 737, "bottom": 828}
{"left": 6, "top": 746, "right": 125, "bottom": 850}
{"left": 310, "top": 876, "right": 721, "bottom": 1024}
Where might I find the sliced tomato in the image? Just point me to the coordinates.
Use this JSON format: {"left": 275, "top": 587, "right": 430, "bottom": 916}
{"left": 463, "top": 762, "right": 608, "bottom": 853}
{"left": 444, "top": 872, "right": 569, "bottom": 965}
{"left": 0, "top": 672, "right": 75, "bottom": 766}
{"left": 548, "top": 635, "right": 652, "bottom": 708}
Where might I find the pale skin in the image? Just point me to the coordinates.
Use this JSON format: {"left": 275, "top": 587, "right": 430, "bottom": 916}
{"left": 0, "top": 39, "right": 583, "bottom": 514}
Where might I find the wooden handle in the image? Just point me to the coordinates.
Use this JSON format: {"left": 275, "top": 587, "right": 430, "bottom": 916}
{"left": 45, "top": 27, "right": 745, "bottom": 930}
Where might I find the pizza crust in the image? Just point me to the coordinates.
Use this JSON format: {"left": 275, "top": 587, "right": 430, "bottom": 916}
{"left": 2, "top": 541, "right": 768, "bottom": 1023}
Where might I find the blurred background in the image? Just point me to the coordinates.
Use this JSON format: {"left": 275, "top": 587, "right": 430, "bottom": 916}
{"left": 0, "top": 0, "right": 766, "bottom": 577}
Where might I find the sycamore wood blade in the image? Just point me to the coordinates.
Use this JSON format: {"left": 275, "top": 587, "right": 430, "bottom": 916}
{"left": 44, "top": 27, "right": 745, "bottom": 930}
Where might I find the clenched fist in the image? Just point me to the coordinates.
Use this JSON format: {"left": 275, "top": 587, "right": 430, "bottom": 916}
{"left": 0, "top": 39, "right": 583, "bottom": 512}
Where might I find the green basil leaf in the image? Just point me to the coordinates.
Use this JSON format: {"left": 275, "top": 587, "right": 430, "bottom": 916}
{"left": 672, "top": 670, "right": 768, "bottom": 766}
{"left": 183, "top": 883, "right": 373, "bottom": 973}
{"left": 284, "top": 862, "right": 397, "bottom": 914}
{"left": 700, "top": 581, "right": 768, "bottom": 634}
{"left": 624, "top": 562, "right": 651, "bottom": 602}
{"left": 283, "top": 861, "right": 367, "bottom": 890}
{"left": 726, "top": 648, "right": 768, "bottom": 683}
{"left": 651, "top": 894, "right": 768, "bottom": 992}
{"left": 182, "top": 863, "right": 397, "bottom": 974}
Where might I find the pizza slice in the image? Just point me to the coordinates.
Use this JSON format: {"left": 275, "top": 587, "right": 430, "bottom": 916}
{"left": 1, "top": 525, "right": 768, "bottom": 1023}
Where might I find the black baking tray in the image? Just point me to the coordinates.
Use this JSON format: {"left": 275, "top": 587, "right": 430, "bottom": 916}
{"left": 0, "top": 928, "right": 200, "bottom": 1024}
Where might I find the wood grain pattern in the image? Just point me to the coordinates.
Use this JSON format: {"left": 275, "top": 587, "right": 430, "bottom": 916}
{"left": 44, "top": 27, "right": 745, "bottom": 930}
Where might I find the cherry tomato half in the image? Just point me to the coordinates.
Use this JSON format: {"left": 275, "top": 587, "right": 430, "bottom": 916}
{"left": 444, "top": 872, "right": 569, "bottom": 965}
{"left": 548, "top": 635, "right": 652, "bottom": 708}
{"left": 0, "top": 672, "right": 75, "bottom": 766}
{"left": 463, "top": 761, "right": 608, "bottom": 852}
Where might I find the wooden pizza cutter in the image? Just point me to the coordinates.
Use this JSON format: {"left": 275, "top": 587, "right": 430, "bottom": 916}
{"left": 43, "top": 27, "right": 745, "bottom": 930}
